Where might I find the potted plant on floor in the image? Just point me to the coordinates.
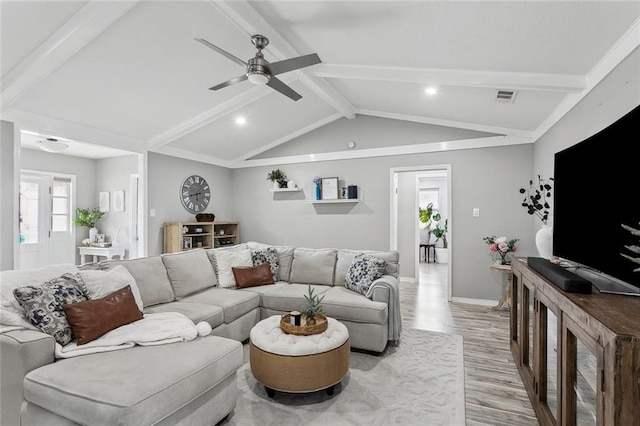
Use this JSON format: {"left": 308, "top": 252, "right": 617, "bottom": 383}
{"left": 432, "top": 213, "right": 449, "bottom": 263}
{"left": 419, "top": 202, "right": 434, "bottom": 244}
{"left": 267, "top": 169, "right": 288, "bottom": 189}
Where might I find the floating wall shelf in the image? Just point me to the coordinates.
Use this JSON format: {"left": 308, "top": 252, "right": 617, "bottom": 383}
{"left": 269, "top": 188, "right": 302, "bottom": 193}
{"left": 308, "top": 198, "right": 360, "bottom": 204}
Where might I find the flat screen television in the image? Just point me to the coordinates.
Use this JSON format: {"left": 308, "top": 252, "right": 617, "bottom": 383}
{"left": 553, "top": 104, "right": 640, "bottom": 295}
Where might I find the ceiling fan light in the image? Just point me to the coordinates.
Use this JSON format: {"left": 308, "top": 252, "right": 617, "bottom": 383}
{"left": 38, "top": 138, "right": 69, "bottom": 153}
{"left": 247, "top": 72, "right": 269, "bottom": 85}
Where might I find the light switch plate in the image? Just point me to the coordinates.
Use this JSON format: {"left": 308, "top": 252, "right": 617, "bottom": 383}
{"left": 473, "top": 208, "right": 480, "bottom": 217}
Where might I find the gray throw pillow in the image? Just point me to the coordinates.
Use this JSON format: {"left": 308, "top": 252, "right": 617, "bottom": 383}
{"left": 345, "top": 254, "right": 387, "bottom": 295}
{"left": 13, "top": 273, "right": 88, "bottom": 345}
{"left": 251, "top": 247, "right": 280, "bottom": 281}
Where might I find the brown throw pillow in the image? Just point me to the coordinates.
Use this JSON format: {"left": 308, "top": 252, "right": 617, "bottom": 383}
{"left": 232, "top": 263, "right": 275, "bottom": 288}
{"left": 63, "top": 285, "right": 143, "bottom": 345}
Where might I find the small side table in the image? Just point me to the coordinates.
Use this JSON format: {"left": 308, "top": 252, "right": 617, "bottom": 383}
{"left": 419, "top": 243, "right": 435, "bottom": 263}
{"left": 490, "top": 263, "right": 513, "bottom": 311}
{"left": 78, "top": 246, "right": 125, "bottom": 264}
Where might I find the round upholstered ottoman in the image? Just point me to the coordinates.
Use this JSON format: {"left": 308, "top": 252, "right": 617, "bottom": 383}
{"left": 249, "top": 315, "right": 350, "bottom": 397}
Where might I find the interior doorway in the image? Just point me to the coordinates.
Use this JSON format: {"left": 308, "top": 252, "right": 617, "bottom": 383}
{"left": 390, "top": 165, "right": 452, "bottom": 300}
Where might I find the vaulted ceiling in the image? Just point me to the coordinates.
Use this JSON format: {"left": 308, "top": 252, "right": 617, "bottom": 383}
{"left": 2, "top": 1, "right": 639, "bottom": 166}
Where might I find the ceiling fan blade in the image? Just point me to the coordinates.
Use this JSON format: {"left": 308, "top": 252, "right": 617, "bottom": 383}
{"left": 267, "top": 53, "right": 321, "bottom": 76}
{"left": 209, "top": 74, "right": 248, "bottom": 91}
{"left": 195, "top": 38, "right": 247, "bottom": 67}
{"left": 266, "top": 76, "right": 302, "bottom": 101}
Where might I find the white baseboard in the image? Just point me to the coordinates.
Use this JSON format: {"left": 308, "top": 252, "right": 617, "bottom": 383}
{"left": 451, "top": 297, "right": 497, "bottom": 307}
{"left": 399, "top": 276, "right": 416, "bottom": 284}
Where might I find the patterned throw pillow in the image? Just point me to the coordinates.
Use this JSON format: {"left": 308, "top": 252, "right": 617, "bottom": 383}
{"left": 13, "top": 273, "right": 88, "bottom": 345}
{"left": 345, "top": 254, "right": 387, "bottom": 295}
{"left": 251, "top": 247, "right": 280, "bottom": 281}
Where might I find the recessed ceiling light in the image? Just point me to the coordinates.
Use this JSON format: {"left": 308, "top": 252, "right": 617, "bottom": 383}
{"left": 424, "top": 87, "right": 437, "bottom": 95}
{"left": 235, "top": 117, "right": 247, "bottom": 125}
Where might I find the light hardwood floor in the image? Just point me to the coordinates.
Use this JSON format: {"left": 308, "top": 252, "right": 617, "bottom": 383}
{"left": 401, "top": 262, "right": 539, "bottom": 425}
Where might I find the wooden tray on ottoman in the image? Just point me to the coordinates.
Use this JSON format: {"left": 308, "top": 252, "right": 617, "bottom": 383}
{"left": 280, "top": 314, "right": 328, "bottom": 335}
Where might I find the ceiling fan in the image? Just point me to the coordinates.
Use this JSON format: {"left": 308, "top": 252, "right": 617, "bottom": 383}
{"left": 195, "top": 34, "right": 321, "bottom": 101}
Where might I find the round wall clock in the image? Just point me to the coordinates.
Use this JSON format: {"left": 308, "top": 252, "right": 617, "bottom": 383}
{"left": 180, "top": 174, "right": 211, "bottom": 213}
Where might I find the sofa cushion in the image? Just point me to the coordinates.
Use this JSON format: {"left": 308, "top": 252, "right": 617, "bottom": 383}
{"left": 180, "top": 287, "right": 260, "bottom": 324}
{"left": 12, "top": 273, "right": 88, "bottom": 345}
{"left": 144, "top": 302, "right": 224, "bottom": 329}
{"left": 250, "top": 247, "right": 280, "bottom": 281}
{"left": 261, "top": 283, "right": 331, "bottom": 313}
{"left": 0, "top": 264, "right": 79, "bottom": 329}
{"left": 100, "top": 257, "right": 175, "bottom": 307}
{"left": 247, "top": 242, "right": 295, "bottom": 282}
{"left": 161, "top": 249, "right": 217, "bottom": 298}
{"left": 23, "top": 336, "right": 243, "bottom": 426}
{"left": 320, "top": 286, "right": 388, "bottom": 325}
{"left": 232, "top": 263, "right": 275, "bottom": 289}
{"left": 344, "top": 254, "right": 387, "bottom": 295}
{"left": 211, "top": 249, "right": 253, "bottom": 288}
{"left": 63, "top": 286, "right": 143, "bottom": 345}
{"left": 79, "top": 265, "right": 144, "bottom": 311}
{"left": 335, "top": 249, "right": 400, "bottom": 286}
{"left": 289, "top": 248, "right": 337, "bottom": 286}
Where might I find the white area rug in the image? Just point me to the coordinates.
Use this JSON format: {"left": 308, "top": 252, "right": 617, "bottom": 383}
{"left": 224, "top": 328, "right": 465, "bottom": 425}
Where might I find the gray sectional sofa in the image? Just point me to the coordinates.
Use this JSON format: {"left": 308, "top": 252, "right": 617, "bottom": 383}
{"left": 0, "top": 241, "right": 400, "bottom": 425}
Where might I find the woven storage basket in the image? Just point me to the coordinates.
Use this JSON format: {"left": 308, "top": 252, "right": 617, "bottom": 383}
{"left": 280, "top": 313, "right": 328, "bottom": 336}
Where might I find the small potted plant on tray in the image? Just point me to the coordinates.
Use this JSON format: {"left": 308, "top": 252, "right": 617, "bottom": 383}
{"left": 302, "top": 285, "right": 325, "bottom": 326}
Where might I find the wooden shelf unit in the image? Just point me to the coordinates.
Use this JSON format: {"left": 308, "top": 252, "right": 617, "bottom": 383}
{"left": 510, "top": 258, "right": 640, "bottom": 425}
{"left": 163, "top": 221, "right": 239, "bottom": 253}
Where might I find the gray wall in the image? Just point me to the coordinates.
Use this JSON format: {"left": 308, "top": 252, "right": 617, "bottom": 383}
{"left": 95, "top": 154, "right": 139, "bottom": 256}
{"left": 1, "top": 120, "right": 17, "bottom": 270}
{"left": 232, "top": 137, "right": 535, "bottom": 300}
{"left": 533, "top": 47, "right": 640, "bottom": 204}
{"left": 20, "top": 148, "right": 97, "bottom": 264}
{"left": 147, "top": 152, "right": 234, "bottom": 256}
{"left": 254, "top": 114, "right": 495, "bottom": 159}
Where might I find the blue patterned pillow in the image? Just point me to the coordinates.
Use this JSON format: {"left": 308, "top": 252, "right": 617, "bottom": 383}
{"left": 13, "top": 273, "right": 88, "bottom": 345}
{"left": 345, "top": 254, "right": 387, "bottom": 295}
{"left": 251, "top": 247, "right": 280, "bottom": 281}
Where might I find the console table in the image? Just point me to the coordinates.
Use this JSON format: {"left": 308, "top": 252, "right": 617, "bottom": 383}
{"left": 78, "top": 246, "right": 125, "bottom": 264}
{"left": 510, "top": 258, "right": 640, "bottom": 425}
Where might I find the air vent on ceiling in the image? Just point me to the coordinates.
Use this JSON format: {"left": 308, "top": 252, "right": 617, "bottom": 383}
{"left": 496, "top": 89, "right": 518, "bottom": 103}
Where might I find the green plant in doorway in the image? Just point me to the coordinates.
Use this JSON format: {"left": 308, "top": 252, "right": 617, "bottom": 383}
{"left": 432, "top": 213, "right": 448, "bottom": 248}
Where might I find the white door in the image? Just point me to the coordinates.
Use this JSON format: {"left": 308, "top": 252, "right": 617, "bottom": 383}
{"left": 19, "top": 172, "right": 75, "bottom": 269}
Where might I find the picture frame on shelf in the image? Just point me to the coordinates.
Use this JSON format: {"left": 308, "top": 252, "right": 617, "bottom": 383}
{"left": 95, "top": 234, "right": 105, "bottom": 243}
{"left": 112, "top": 190, "right": 125, "bottom": 212}
{"left": 99, "top": 192, "right": 110, "bottom": 212}
{"left": 321, "top": 177, "right": 339, "bottom": 200}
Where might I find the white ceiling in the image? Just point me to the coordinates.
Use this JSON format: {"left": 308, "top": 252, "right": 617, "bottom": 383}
{"left": 2, "top": 1, "right": 639, "bottom": 165}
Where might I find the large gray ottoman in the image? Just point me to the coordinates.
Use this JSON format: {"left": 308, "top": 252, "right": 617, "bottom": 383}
{"left": 21, "top": 336, "right": 243, "bottom": 425}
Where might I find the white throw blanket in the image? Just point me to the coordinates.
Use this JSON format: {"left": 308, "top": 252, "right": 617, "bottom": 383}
{"left": 366, "top": 276, "right": 402, "bottom": 342}
{"left": 55, "top": 312, "right": 211, "bottom": 359}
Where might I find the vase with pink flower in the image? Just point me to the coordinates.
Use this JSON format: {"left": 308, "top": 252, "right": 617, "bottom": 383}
{"left": 483, "top": 235, "right": 519, "bottom": 265}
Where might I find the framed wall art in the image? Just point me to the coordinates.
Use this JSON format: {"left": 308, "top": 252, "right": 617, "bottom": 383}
{"left": 112, "top": 190, "right": 125, "bottom": 212}
{"left": 321, "top": 177, "right": 339, "bottom": 200}
{"left": 99, "top": 191, "right": 110, "bottom": 212}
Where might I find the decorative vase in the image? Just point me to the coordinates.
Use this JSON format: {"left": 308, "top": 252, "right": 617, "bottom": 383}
{"left": 419, "top": 227, "right": 432, "bottom": 244}
{"left": 535, "top": 225, "right": 554, "bottom": 259}
{"left": 287, "top": 180, "right": 296, "bottom": 189}
{"left": 272, "top": 181, "right": 280, "bottom": 189}
{"left": 305, "top": 315, "right": 316, "bottom": 326}
{"left": 89, "top": 227, "right": 98, "bottom": 243}
{"left": 315, "top": 184, "right": 321, "bottom": 200}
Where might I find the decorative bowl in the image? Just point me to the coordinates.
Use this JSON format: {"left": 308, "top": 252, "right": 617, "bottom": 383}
{"left": 195, "top": 213, "right": 215, "bottom": 222}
